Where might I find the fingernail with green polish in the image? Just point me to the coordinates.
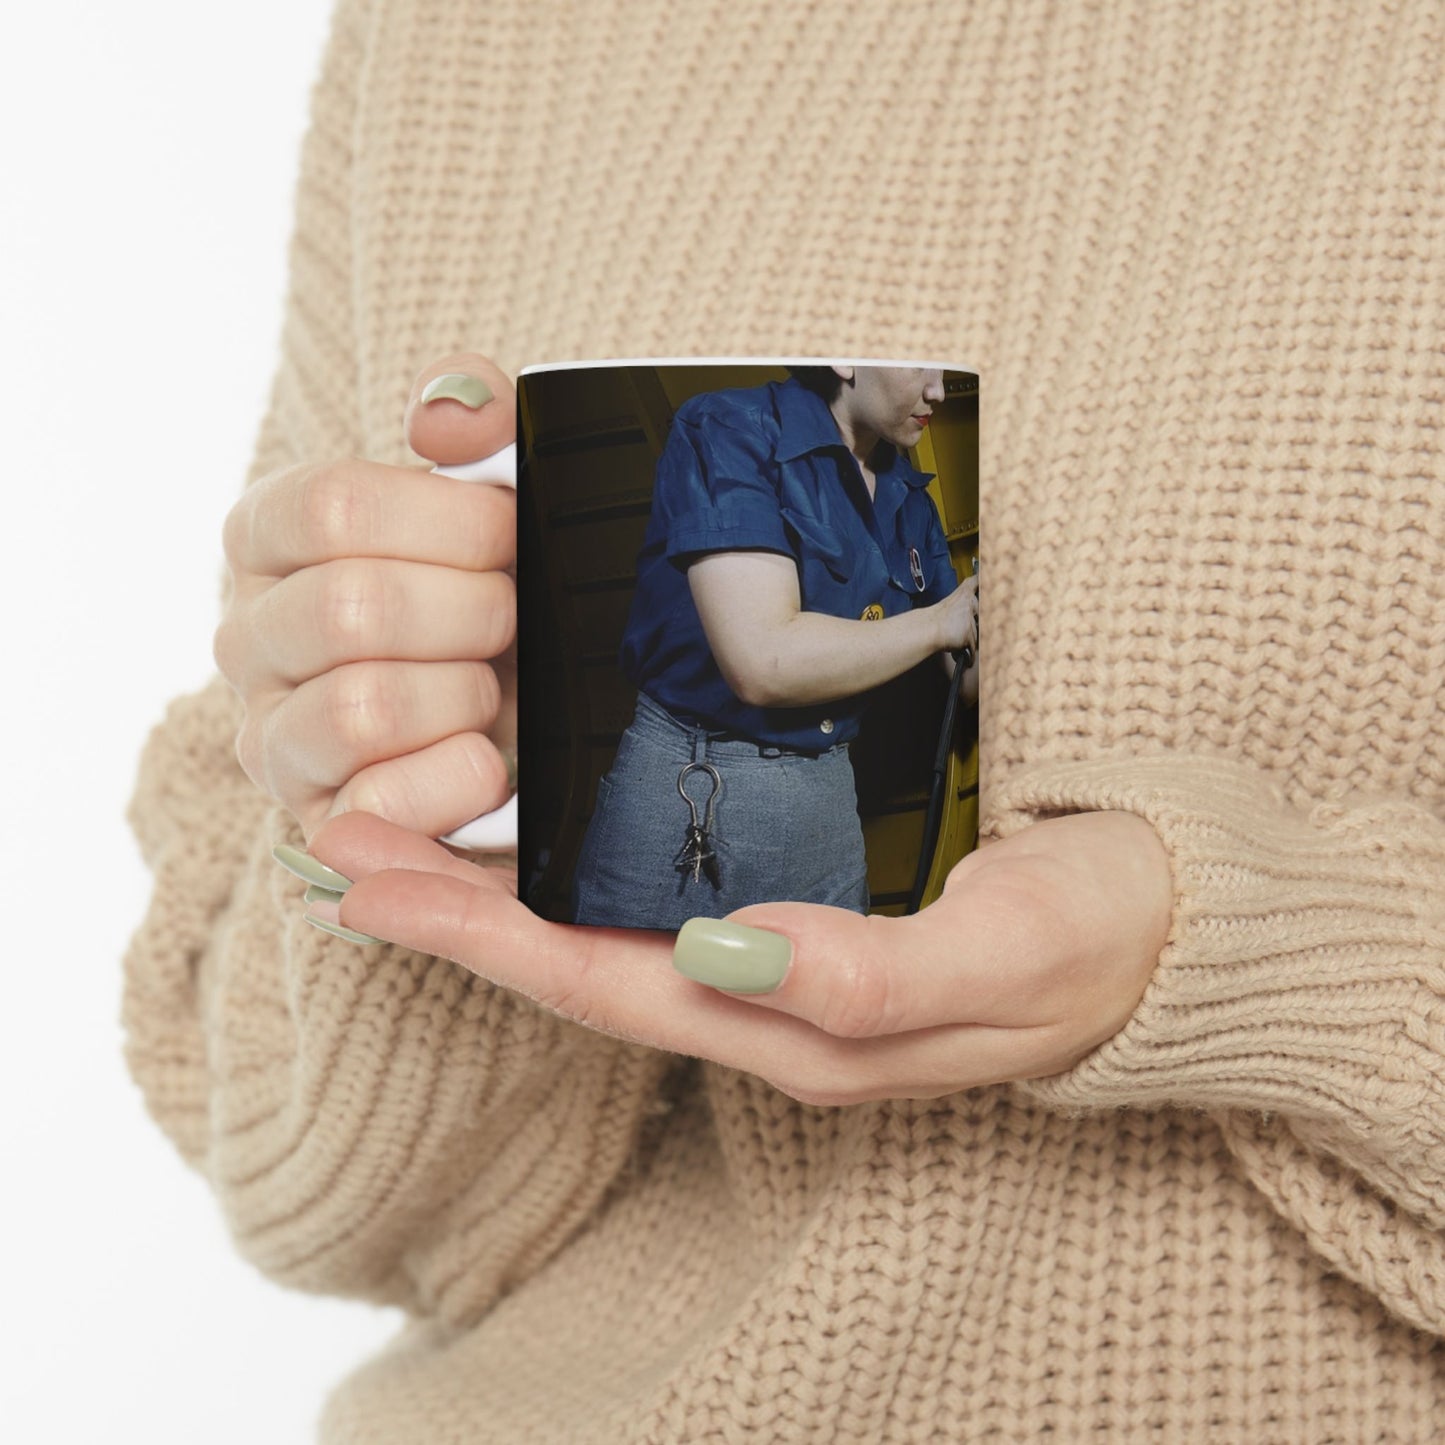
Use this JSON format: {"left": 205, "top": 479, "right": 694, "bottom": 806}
{"left": 673, "top": 918, "right": 792, "bottom": 994}
{"left": 420, "top": 373, "right": 494, "bottom": 409}
{"left": 304, "top": 884, "right": 347, "bottom": 907}
{"left": 303, "top": 913, "right": 383, "bottom": 946}
{"left": 273, "top": 844, "right": 352, "bottom": 892}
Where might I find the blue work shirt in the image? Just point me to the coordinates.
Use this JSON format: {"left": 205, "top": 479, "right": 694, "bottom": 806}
{"left": 618, "top": 377, "right": 958, "bottom": 750}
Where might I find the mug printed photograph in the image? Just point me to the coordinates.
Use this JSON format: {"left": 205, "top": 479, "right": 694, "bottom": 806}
{"left": 514, "top": 360, "right": 980, "bottom": 929}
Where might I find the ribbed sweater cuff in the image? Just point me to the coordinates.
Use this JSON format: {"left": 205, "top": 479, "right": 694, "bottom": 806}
{"left": 984, "top": 755, "right": 1445, "bottom": 1123}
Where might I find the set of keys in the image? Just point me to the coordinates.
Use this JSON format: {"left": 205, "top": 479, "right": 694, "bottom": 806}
{"left": 673, "top": 762, "right": 723, "bottom": 888}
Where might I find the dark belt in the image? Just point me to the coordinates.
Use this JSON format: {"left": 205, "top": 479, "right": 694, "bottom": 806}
{"left": 645, "top": 693, "right": 838, "bottom": 761}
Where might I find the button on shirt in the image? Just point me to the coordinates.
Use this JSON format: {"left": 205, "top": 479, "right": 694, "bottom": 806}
{"left": 618, "top": 377, "right": 959, "bottom": 750}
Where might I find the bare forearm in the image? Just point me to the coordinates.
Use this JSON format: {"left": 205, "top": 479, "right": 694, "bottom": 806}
{"left": 737, "top": 607, "right": 943, "bottom": 707}
{"left": 687, "top": 551, "right": 973, "bottom": 709}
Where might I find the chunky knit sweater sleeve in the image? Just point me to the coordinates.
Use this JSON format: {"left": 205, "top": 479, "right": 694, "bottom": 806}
{"left": 121, "top": 0, "right": 672, "bottom": 1325}
{"left": 985, "top": 757, "right": 1445, "bottom": 1336}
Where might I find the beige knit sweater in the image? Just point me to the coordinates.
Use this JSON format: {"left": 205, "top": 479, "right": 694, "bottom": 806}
{"left": 124, "top": 1, "right": 1445, "bottom": 1439}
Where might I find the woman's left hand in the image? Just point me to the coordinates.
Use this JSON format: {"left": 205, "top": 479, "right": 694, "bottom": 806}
{"left": 303, "top": 809, "right": 1172, "bottom": 1104}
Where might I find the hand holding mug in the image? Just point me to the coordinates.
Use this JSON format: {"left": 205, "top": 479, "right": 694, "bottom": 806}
{"left": 215, "top": 354, "right": 518, "bottom": 843}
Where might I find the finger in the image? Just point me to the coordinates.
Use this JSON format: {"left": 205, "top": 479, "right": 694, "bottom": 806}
{"left": 665, "top": 897, "right": 1078, "bottom": 1099}
{"left": 319, "top": 814, "right": 1150, "bottom": 1103}
{"left": 256, "top": 658, "right": 500, "bottom": 800}
{"left": 329, "top": 732, "right": 516, "bottom": 839}
{"left": 679, "top": 879, "right": 1058, "bottom": 1038}
{"left": 311, "top": 810, "right": 513, "bottom": 889}
{"left": 226, "top": 458, "right": 517, "bottom": 577}
{"left": 404, "top": 354, "right": 516, "bottom": 466}
{"left": 339, "top": 865, "right": 822, "bottom": 1064}
{"left": 329, "top": 850, "right": 1073, "bottom": 1103}
{"left": 228, "top": 559, "right": 515, "bottom": 688}
{"left": 315, "top": 817, "right": 1062, "bottom": 1102}
{"left": 670, "top": 903, "right": 968, "bottom": 1037}
{"left": 321, "top": 821, "right": 851, "bottom": 1062}
{"left": 742, "top": 1019, "right": 1080, "bottom": 1106}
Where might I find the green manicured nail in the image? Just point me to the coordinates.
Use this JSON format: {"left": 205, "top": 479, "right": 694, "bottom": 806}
{"left": 273, "top": 844, "right": 351, "bottom": 892}
{"left": 303, "top": 913, "right": 383, "bottom": 946}
{"left": 420, "top": 373, "right": 494, "bottom": 408}
{"left": 304, "top": 884, "right": 347, "bottom": 907}
{"left": 673, "top": 918, "right": 792, "bottom": 994}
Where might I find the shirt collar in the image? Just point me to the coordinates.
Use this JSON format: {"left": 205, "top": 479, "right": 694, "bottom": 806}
{"left": 773, "top": 377, "right": 935, "bottom": 489}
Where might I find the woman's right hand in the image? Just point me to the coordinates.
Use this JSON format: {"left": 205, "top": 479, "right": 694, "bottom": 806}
{"left": 933, "top": 570, "right": 980, "bottom": 655}
{"left": 215, "top": 355, "right": 519, "bottom": 843}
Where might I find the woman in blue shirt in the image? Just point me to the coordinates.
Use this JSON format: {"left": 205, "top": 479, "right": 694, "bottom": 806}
{"left": 571, "top": 365, "right": 980, "bottom": 930}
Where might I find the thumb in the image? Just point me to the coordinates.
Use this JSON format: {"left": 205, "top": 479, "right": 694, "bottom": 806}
{"left": 673, "top": 899, "right": 942, "bottom": 1039}
{"left": 404, "top": 352, "right": 516, "bottom": 466}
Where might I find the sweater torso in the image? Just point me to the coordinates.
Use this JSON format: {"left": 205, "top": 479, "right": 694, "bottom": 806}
{"left": 125, "top": 1, "right": 1445, "bottom": 1439}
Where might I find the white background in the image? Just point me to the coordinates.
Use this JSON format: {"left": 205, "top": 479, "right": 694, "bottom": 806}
{"left": 0, "top": 3, "right": 404, "bottom": 1441}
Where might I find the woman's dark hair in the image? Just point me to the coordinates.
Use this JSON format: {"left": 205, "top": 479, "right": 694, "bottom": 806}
{"left": 786, "top": 365, "right": 844, "bottom": 401}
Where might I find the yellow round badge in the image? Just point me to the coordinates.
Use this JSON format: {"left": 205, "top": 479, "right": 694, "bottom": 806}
{"left": 860, "top": 603, "right": 885, "bottom": 621}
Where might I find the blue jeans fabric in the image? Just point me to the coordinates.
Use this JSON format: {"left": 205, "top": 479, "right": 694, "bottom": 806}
{"left": 571, "top": 693, "right": 869, "bottom": 930}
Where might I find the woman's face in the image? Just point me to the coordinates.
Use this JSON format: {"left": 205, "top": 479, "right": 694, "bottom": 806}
{"left": 834, "top": 367, "right": 946, "bottom": 452}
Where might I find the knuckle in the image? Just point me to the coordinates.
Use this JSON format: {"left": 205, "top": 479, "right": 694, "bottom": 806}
{"left": 987, "top": 869, "right": 1078, "bottom": 1001}
{"left": 297, "top": 459, "right": 368, "bottom": 556}
{"left": 315, "top": 560, "right": 389, "bottom": 657}
{"left": 233, "top": 712, "right": 267, "bottom": 790}
{"left": 536, "top": 934, "right": 641, "bottom": 1045}
{"left": 340, "top": 761, "right": 410, "bottom": 825}
{"left": 222, "top": 464, "right": 294, "bottom": 567}
{"left": 220, "top": 495, "right": 250, "bottom": 567}
{"left": 212, "top": 612, "right": 240, "bottom": 680}
{"left": 542, "top": 930, "right": 603, "bottom": 1023}
{"left": 478, "top": 574, "right": 517, "bottom": 658}
{"left": 322, "top": 664, "right": 400, "bottom": 760}
{"left": 815, "top": 923, "right": 898, "bottom": 1040}
{"left": 1006, "top": 869, "right": 1070, "bottom": 955}
{"left": 547, "top": 987, "right": 606, "bottom": 1035}
{"left": 471, "top": 662, "right": 502, "bottom": 726}
{"left": 239, "top": 700, "right": 328, "bottom": 827}
{"left": 462, "top": 485, "right": 517, "bottom": 572}
{"left": 816, "top": 967, "right": 892, "bottom": 1041}
{"left": 438, "top": 730, "right": 502, "bottom": 805}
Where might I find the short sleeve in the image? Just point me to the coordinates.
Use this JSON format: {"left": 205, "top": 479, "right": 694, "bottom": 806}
{"left": 656, "top": 406, "right": 792, "bottom": 564}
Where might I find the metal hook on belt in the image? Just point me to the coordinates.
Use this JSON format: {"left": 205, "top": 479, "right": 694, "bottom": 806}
{"left": 674, "top": 762, "right": 723, "bottom": 888}
{"left": 676, "top": 761, "right": 722, "bottom": 829}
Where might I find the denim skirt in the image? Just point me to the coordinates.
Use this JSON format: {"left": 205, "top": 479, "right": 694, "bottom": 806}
{"left": 571, "top": 693, "right": 869, "bottom": 930}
